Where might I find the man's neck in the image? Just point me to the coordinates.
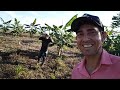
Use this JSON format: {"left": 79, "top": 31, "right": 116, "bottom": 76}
{"left": 85, "top": 48, "right": 103, "bottom": 74}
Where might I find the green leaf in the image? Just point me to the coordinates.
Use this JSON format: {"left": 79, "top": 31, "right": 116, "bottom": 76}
{"left": 45, "top": 23, "right": 52, "bottom": 29}
{"left": 15, "top": 18, "right": 17, "bottom": 22}
{"left": 63, "top": 14, "right": 78, "bottom": 30}
{"left": 0, "top": 17, "right": 4, "bottom": 23}
{"left": 32, "top": 18, "right": 36, "bottom": 25}
{"left": 24, "top": 24, "right": 30, "bottom": 26}
{"left": 109, "top": 31, "right": 113, "bottom": 35}
{"left": 59, "top": 25, "right": 63, "bottom": 29}
{"left": 4, "top": 20, "right": 12, "bottom": 24}
{"left": 53, "top": 25, "right": 59, "bottom": 30}
{"left": 0, "top": 24, "right": 3, "bottom": 27}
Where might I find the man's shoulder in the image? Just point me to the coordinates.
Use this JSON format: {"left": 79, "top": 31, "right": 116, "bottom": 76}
{"left": 103, "top": 49, "right": 120, "bottom": 63}
{"left": 109, "top": 54, "right": 120, "bottom": 63}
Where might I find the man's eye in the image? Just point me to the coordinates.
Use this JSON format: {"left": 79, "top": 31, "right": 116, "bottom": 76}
{"left": 88, "top": 32, "right": 96, "bottom": 34}
{"left": 77, "top": 33, "right": 83, "bottom": 36}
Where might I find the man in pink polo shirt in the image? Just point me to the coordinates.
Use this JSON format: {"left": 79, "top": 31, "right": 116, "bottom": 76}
{"left": 68, "top": 13, "right": 120, "bottom": 79}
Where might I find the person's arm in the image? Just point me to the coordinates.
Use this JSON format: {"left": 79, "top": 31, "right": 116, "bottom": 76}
{"left": 39, "top": 37, "right": 44, "bottom": 40}
{"left": 48, "top": 37, "right": 55, "bottom": 46}
{"left": 49, "top": 37, "right": 53, "bottom": 43}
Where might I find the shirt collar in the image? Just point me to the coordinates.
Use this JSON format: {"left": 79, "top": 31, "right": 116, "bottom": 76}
{"left": 77, "top": 59, "right": 90, "bottom": 77}
{"left": 100, "top": 49, "right": 113, "bottom": 65}
{"left": 77, "top": 49, "right": 113, "bottom": 76}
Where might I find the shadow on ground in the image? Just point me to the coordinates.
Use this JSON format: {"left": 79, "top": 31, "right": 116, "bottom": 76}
{"left": 0, "top": 49, "right": 58, "bottom": 64}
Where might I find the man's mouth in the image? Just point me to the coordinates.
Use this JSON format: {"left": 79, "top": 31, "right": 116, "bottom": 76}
{"left": 83, "top": 44, "right": 93, "bottom": 48}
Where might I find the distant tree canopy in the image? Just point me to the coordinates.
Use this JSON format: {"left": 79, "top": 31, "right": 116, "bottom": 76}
{"left": 103, "top": 12, "right": 120, "bottom": 54}
{"left": 111, "top": 13, "right": 120, "bottom": 29}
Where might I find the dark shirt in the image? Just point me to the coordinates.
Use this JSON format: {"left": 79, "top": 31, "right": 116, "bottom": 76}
{"left": 39, "top": 37, "right": 52, "bottom": 52}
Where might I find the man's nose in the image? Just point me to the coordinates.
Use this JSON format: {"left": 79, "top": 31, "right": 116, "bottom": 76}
{"left": 83, "top": 34, "right": 90, "bottom": 41}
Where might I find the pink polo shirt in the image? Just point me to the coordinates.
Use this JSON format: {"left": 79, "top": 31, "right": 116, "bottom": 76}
{"left": 71, "top": 49, "right": 120, "bottom": 79}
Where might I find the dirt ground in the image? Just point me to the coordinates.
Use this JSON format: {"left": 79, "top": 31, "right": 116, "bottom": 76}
{"left": 0, "top": 34, "right": 82, "bottom": 79}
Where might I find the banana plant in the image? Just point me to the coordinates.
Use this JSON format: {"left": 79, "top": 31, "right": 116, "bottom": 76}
{"left": 0, "top": 17, "right": 12, "bottom": 34}
{"left": 38, "top": 26, "right": 49, "bottom": 35}
{"left": 10, "top": 18, "right": 24, "bottom": 36}
{"left": 103, "top": 26, "right": 120, "bottom": 52}
{"left": 24, "top": 18, "right": 40, "bottom": 37}
{"left": 103, "top": 26, "right": 114, "bottom": 51}
{"left": 44, "top": 14, "right": 78, "bottom": 56}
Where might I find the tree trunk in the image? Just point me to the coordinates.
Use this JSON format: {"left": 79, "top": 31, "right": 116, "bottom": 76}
{"left": 57, "top": 47, "right": 62, "bottom": 56}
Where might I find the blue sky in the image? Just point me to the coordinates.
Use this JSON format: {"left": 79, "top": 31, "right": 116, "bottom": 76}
{"left": 0, "top": 11, "right": 119, "bottom": 28}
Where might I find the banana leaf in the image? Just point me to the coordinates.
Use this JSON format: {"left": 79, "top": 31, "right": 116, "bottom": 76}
{"left": 63, "top": 14, "right": 78, "bottom": 30}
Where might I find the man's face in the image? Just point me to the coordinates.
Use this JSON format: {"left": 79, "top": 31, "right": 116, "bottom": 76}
{"left": 76, "top": 24, "right": 106, "bottom": 56}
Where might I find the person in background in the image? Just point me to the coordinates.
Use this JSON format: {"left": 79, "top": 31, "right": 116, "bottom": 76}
{"left": 69, "top": 13, "right": 120, "bottom": 79}
{"left": 38, "top": 33, "right": 53, "bottom": 65}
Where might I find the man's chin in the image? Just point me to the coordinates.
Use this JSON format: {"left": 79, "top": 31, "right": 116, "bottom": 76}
{"left": 82, "top": 52, "right": 96, "bottom": 56}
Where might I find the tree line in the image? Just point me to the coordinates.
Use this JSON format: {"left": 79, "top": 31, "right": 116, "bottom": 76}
{"left": 1, "top": 13, "right": 120, "bottom": 56}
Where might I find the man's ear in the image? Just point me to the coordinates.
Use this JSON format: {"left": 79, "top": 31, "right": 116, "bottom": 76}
{"left": 102, "top": 31, "right": 107, "bottom": 42}
{"left": 76, "top": 36, "right": 77, "bottom": 40}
